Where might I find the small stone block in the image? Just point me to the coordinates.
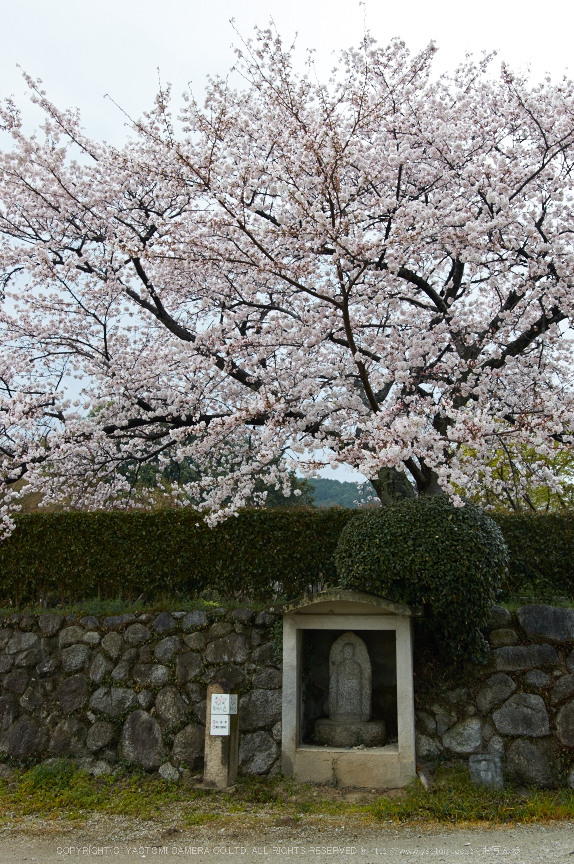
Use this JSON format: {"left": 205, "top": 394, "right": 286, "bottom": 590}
{"left": 469, "top": 754, "right": 503, "bottom": 789}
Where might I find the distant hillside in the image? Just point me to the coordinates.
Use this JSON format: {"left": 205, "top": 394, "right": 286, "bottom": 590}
{"left": 308, "top": 477, "right": 377, "bottom": 508}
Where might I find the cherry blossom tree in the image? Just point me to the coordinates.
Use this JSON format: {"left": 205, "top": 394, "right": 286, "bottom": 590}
{"left": 1, "top": 31, "right": 574, "bottom": 529}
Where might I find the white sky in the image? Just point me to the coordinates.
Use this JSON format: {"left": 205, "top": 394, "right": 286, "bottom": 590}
{"left": 1, "top": 0, "right": 572, "bottom": 482}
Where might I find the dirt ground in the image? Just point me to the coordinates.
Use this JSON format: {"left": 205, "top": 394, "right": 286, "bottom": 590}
{"left": 1, "top": 814, "right": 573, "bottom": 864}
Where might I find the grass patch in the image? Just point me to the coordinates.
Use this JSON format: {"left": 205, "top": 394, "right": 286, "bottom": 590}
{"left": 0, "top": 595, "right": 268, "bottom": 620}
{"left": 371, "top": 766, "right": 574, "bottom": 824}
{"left": 1, "top": 763, "right": 573, "bottom": 828}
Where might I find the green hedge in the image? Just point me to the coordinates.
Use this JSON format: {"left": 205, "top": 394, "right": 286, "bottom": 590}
{"left": 335, "top": 497, "right": 508, "bottom": 662}
{"left": 1, "top": 506, "right": 573, "bottom": 610}
{"left": 492, "top": 511, "right": 574, "bottom": 600}
{"left": 0, "top": 508, "right": 354, "bottom": 607}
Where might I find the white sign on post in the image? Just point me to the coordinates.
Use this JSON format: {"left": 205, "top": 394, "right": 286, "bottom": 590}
{"left": 210, "top": 714, "right": 230, "bottom": 736}
{"left": 211, "top": 693, "right": 238, "bottom": 715}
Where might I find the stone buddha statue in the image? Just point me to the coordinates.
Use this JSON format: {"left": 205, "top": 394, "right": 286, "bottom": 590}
{"left": 315, "top": 631, "right": 386, "bottom": 748}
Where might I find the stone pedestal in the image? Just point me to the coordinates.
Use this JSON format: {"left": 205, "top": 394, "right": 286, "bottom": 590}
{"left": 203, "top": 680, "right": 239, "bottom": 789}
{"left": 315, "top": 717, "right": 386, "bottom": 748}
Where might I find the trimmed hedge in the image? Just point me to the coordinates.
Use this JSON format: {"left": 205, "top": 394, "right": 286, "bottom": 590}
{"left": 1, "top": 505, "right": 573, "bottom": 611}
{"left": 492, "top": 511, "right": 574, "bottom": 600}
{"left": 0, "top": 508, "right": 354, "bottom": 607}
{"left": 335, "top": 497, "right": 508, "bottom": 662}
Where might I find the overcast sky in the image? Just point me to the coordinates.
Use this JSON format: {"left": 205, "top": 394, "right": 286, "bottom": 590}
{"left": 2, "top": 0, "right": 572, "bottom": 143}
{"left": 2, "top": 0, "right": 571, "bottom": 482}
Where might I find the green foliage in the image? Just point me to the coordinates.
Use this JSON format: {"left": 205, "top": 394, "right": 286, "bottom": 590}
{"left": 335, "top": 496, "right": 508, "bottom": 662}
{"left": 372, "top": 765, "right": 574, "bottom": 823}
{"left": 492, "top": 511, "right": 574, "bottom": 601}
{"left": 308, "top": 478, "right": 376, "bottom": 508}
{"left": 0, "top": 508, "right": 354, "bottom": 607}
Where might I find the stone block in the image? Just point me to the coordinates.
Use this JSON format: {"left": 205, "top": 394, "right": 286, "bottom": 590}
{"left": 3, "top": 670, "right": 28, "bottom": 695}
{"left": 101, "top": 632, "right": 124, "bottom": 660}
{"left": 315, "top": 718, "right": 386, "bottom": 747}
{"left": 468, "top": 754, "right": 503, "bottom": 789}
{"left": 208, "top": 622, "right": 233, "bottom": 639}
{"left": 252, "top": 667, "right": 282, "bottom": 690}
{"left": 14, "top": 648, "right": 42, "bottom": 668}
{"left": 49, "top": 717, "right": 88, "bottom": 756}
{"left": 176, "top": 651, "right": 203, "bottom": 686}
{"left": 0, "top": 656, "right": 12, "bottom": 674}
{"left": 192, "top": 699, "right": 207, "bottom": 726}
{"left": 415, "top": 710, "right": 436, "bottom": 736}
{"left": 491, "top": 643, "right": 558, "bottom": 671}
{"left": 489, "top": 629, "right": 519, "bottom": 648}
{"left": 154, "top": 636, "right": 182, "bottom": 663}
{"left": 442, "top": 718, "right": 483, "bottom": 755}
{"left": 90, "top": 686, "right": 137, "bottom": 717}
{"left": 556, "top": 700, "right": 574, "bottom": 747}
{"left": 155, "top": 686, "right": 190, "bottom": 729}
{"left": 272, "top": 721, "right": 282, "bottom": 743}
{"left": 204, "top": 665, "right": 247, "bottom": 687}
{"left": 484, "top": 606, "right": 512, "bottom": 631}
{"left": 0, "top": 694, "right": 20, "bottom": 732}
{"left": 239, "top": 689, "right": 282, "bottom": 731}
{"left": 516, "top": 604, "right": 574, "bottom": 643}
{"left": 138, "top": 645, "right": 154, "bottom": 663}
{"left": 152, "top": 613, "right": 177, "bottom": 635}
{"left": 239, "top": 731, "right": 278, "bottom": 775}
{"left": 111, "top": 661, "right": 131, "bottom": 682}
{"left": 1, "top": 717, "right": 47, "bottom": 761}
{"left": 82, "top": 632, "right": 101, "bottom": 646}
{"left": 138, "top": 690, "right": 154, "bottom": 710}
{"left": 80, "top": 616, "right": 99, "bottom": 630}
{"left": 7, "top": 632, "right": 39, "bottom": 654}
{"left": 567, "top": 649, "right": 574, "bottom": 674}
{"left": 231, "top": 608, "right": 255, "bottom": 623}
{"left": 89, "top": 652, "right": 114, "bottom": 684}
{"left": 487, "top": 736, "right": 505, "bottom": 758}
{"left": 159, "top": 763, "right": 179, "bottom": 782}
{"left": 430, "top": 705, "right": 457, "bottom": 735}
{"left": 20, "top": 686, "right": 45, "bottom": 712}
{"left": 38, "top": 614, "right": 64, "bottom": 637}
{"left": 132, "top": 664, "right": 170, "bottom": 687}
{"left": 171, "top": 723, "right": 205, "bottom": 770}
{"left": 36, "top": 657, "right": 60, "bottom": 678}
{"left": 61, "top": 644, "right": 92, "bottom": 673}
{"left": 18, "top": 616, "right": 35, "bottom": 631}
{"left": 255, "top": 612, "right": 276, "bottom": 628}
{"left": 185, "top": 682, "right": 205, "bottom": 704}
{"left": 87, "top": 721, "right": 115, "bottom": 752}
{"left": 120, "top": 710, "right": 165, "bottom": 769}
{"left": 0, "top": 630, "right": 13, "bottom": 650}
{"left": 180, "top": 611, "right": 207, "bottom": 631}
{"left": 476, "top": 674, "right": 517, "bottom": 714}
{"left": 551, "top": 674, "right": 574, "bottom": 705}
{"left": 58, "top": 674, "right": 89, "bottom": 714}
{"left": 183, "top": 632, "right": 206, "bottom": 652}
{"left": 58, "top": 626, "right": 85, "bottom": 649}
{"left": 524, "top": 669, "right": 552, "bottom": 689}
{"left": 103, "top": 613, "right": 136, "bottom": 630}
{"left": 124, "top": 624, "right": 151, "bottom": 646}
{"left": 250, "top": 643, "right": 277, "bottom": 667}
{"left": 506, "top": 738, "right": 559, "bottom": 788}
{"left": 493, "top": 693, "right": 549, "bottom": 737}
{"left": 205, "top": 634, "right": 249, "bottom": 665}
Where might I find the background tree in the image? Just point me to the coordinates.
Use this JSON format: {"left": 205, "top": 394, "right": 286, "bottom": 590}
{"left": 1, "top": 33, "right": 574, "bottom": 527}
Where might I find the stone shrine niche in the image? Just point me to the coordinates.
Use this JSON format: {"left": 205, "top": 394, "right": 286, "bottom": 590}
{"left": 300, "top": 629, "right": 395, "bottom": 746}
{"left": 279, "top": 588, "right": 421, "bottom": 789}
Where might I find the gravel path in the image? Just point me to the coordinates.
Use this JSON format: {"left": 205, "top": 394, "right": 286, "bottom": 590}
{"left": 1, "top": 819, "right": 573, "bottom": 864}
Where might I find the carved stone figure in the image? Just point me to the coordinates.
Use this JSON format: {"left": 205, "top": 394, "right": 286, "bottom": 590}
{"left": 315, "top": 631, "right": 386, "bottom": 748}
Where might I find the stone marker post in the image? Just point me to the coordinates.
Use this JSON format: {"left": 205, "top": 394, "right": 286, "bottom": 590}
{"left": 203, "top": 679, "right": 239, "bottom": 789}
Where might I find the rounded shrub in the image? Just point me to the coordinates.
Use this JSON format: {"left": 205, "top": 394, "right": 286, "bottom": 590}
{"left": 335, "top": 496, "right": 508, "bottom": 663}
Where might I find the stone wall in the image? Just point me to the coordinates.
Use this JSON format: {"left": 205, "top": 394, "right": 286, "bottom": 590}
{"left": 0, "top": 607, "right": 282, "bottom": 780}
{"left": 1, "top": 602, "right": 574, "bottom": 788}
{"left": 415, "top": 604, "right": 574, "bottom": 789}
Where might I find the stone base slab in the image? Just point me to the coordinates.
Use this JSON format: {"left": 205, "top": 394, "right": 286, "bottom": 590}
{"left": 315, "top": 718, "right": 386, "bottom": 748}
{"left": 293, "top": 744, "right": 414, "bottom": 788}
